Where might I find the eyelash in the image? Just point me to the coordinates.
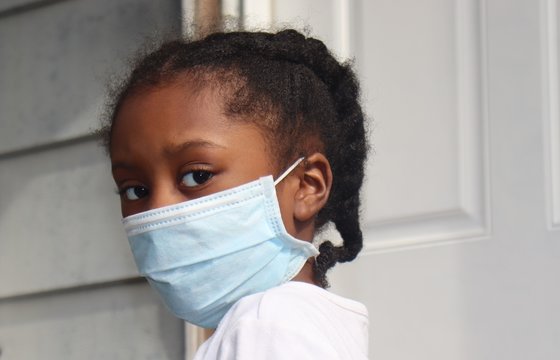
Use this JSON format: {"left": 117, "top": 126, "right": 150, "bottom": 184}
{"left": 179, "top": 168, "right": 214, "bottom": 188}
{"left": 115, "top": 168, "right": 214, "bottom": 201}
{"left": 116, "top": 185, "right": 149, "bottom": 201}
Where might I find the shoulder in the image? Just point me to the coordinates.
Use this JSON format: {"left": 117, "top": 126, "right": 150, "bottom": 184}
{"left": 194, "top": 282, "right": 369, "bottom": 360}
{"left": 252, "top": 281, "right": 368, "bottom": 325}
{"left": 223, "top": 281, "right": 368, "bottom": 336}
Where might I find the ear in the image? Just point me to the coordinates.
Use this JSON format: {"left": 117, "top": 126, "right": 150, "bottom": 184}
{"left": 293, "top": 152, "right": 332, "bottom": 223}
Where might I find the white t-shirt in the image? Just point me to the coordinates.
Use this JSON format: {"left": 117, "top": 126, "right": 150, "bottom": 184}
{"left": 193, "top": 281, "right": 369, "bottom": 359}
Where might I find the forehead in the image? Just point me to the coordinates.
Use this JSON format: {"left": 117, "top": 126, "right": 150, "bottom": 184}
{"left": 110, "top": 81, "right": 271, "bottom": 164}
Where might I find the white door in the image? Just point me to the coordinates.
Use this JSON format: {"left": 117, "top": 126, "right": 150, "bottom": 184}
{"left": 240, "top": 0, "right": 560, "bottom": 358}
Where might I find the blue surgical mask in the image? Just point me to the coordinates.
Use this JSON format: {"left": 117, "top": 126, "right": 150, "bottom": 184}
{"left": 123, "top": 158, "right": 319, "bottom": 329}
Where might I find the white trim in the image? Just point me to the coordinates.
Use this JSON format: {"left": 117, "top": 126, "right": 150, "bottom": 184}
{"left": 222, "top": 0, "right": 241, "bottom": 20}
{"left": 332, "top": 0, "right": 352, "bottom": 60}
{"left": 184, "top": 323, "right": 210, "bottom": 360}
{"left": 181, "top": 0, "right": 196, "bottom": 36}
{"left": 542, "top": 0, "right": 560, "bottom": 230}
{"left": 242, "top": 0, "right": 273, "bottom": 29}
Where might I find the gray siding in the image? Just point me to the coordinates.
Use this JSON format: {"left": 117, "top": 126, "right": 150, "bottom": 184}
{"left": 0, "top": 281, "right": 184, "bottom": 359}
{"left": 0, "top": 1, "right": 185, "bottom": 358}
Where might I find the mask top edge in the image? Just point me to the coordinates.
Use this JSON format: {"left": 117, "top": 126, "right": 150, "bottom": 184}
{"left": 122, "top": 176, "right": 274, "bottom": 226}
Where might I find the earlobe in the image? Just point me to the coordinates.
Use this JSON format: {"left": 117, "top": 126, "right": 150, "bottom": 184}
{"left": 293, "top": 153, "right": 332, "bottom": 223}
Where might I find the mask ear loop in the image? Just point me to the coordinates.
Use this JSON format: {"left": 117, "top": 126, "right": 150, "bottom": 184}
{"left": 273, "top": 157, "right": 306, "bottom": 186}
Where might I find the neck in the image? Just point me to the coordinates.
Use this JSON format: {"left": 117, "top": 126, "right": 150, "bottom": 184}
{"left": 290, "top": 259, "right": 321, "bottom": 287}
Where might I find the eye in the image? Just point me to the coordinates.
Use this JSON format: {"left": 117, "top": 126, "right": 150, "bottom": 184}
{"left": 181, "top": 170, "right": 213, "bottom": 188}
{"left": 122, "top": 186, "right": 149, "bottom": 201}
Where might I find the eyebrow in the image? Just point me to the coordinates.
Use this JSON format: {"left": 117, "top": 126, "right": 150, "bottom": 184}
{"left": 162, "top": 139, "right": 226, "bottom": 157}
{"left": 111, "top": 139, "right": 226, "bottom": 172}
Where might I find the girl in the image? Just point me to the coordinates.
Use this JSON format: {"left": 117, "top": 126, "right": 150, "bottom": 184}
{"left": 100, "top": 29, "right": 369, "bottom": 359}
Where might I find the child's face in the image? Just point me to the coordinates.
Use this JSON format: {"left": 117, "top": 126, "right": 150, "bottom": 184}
{"left": 110, "top": 80, "right": 329, "bottom": 285}
{"left": 110, "top": 82, "right": 281, "bottom": 219}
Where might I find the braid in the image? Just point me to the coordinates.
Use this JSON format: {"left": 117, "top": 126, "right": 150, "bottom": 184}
{"left": 272, "top": 31, "right": 367, "bottom": 286}
{"left": 239, "top": 30, "right": 367, "bottom": 286}
{"left": 100, "top": 29, "right": 368, "bottom": 288}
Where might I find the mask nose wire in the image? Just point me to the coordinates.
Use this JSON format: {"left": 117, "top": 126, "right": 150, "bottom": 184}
{"left": 273, "top": 157, "right": 306, "bottom": 186}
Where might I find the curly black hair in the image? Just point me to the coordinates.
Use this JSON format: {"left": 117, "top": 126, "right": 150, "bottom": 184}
{"left": 99, "top": 29, "right": 369, "bottom": 288}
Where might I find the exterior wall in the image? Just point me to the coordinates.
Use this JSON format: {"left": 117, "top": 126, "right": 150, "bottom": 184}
{"left": 0, "top": 1, "right": 185, "bottom": 359}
